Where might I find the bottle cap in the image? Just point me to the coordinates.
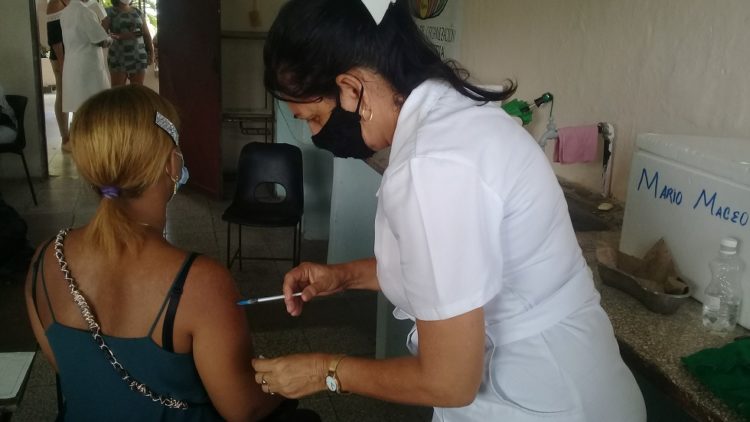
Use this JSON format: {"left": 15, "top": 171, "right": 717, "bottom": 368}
{"left": 720, "top": 237, "right": 739, "bottom": 255}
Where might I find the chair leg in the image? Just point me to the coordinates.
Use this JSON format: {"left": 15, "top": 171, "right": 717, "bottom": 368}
{"left": 19, "top": 152, "right": 38, "bottom": 206}
{"left": 56, "top": 374, "right": 64, "bottom": 415}
{"left": 238, "top": 224, "right": 243, "bottom": 271}
{"left": 226, "top": 222, "right": 231, "bottom": 268}
{"left": 298, "top": 223, "right": 302, "bottom": 264}
{"left": 292, "top": 224, "right": 298, "bottom": 266}
{"left": 293, "top": 221, "right": 301, "bottom": 267}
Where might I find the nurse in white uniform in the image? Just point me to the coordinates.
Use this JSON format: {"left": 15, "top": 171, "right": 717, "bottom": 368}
{"left": 252, "top": 1, "right": 647, "bottom": 421}
{"left": 61, "top": 0, "right": 111, "bottom": 113}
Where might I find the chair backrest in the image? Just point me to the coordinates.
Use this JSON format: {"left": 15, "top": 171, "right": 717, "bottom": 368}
{"left": 234, "top": 142, "right": 304, "bottom": 213}
{"left": 4, "top": 95, "right": 27, "bottom": 151}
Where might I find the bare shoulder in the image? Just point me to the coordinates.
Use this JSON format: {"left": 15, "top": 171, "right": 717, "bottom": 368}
{"left": 181, "top": 255, "right": 241, "bottom": 308}
{"left": 24, "top": 238, "right": 56, "bottom": 292}
{"left": 47, "top": 0, "right": 65, "bottom": 14}
{"left": 176, "top": 254, "right": 249, "bottom": 342}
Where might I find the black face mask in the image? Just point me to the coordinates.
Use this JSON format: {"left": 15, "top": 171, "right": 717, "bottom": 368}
{"left": 311, "top": 87, "right": 376, "bottom": 159}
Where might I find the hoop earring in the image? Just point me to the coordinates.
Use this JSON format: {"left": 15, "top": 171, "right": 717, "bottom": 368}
{"left": 362, "top": 108, "right": 374, "bottom": 122}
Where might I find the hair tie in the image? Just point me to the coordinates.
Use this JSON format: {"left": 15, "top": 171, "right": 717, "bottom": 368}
{"left": 100, "top": 186, "right": 120, "bottom": 199}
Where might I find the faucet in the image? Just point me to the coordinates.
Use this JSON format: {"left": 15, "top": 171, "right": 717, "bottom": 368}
{"left": 537, "top": 116, "right": 558, "bottom": 148}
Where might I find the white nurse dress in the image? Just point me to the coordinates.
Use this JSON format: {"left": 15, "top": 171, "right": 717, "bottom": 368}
{"left": 374, "top": 79, "right": 646, "bottom": 422}
{"left": 61, "top": 0, "right": 111, "bottom": 113}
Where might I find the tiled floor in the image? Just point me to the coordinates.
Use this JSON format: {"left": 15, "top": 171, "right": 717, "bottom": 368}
{"left": 0, "top": 94, "right": 432, "bottom": 421}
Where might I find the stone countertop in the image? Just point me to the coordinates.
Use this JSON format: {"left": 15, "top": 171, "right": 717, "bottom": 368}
{"left": 600, "top": 279, "right": 746, "bottom": 422}
{"left": 569, "top": 190, "right": 748, "bottom": 422}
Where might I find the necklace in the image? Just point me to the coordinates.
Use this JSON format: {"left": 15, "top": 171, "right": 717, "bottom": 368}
{"left": 53, "top": 229, "right": 189, "bottom": 409}
{"left": 137, "top": 222, "right": 166, "bottom": 237}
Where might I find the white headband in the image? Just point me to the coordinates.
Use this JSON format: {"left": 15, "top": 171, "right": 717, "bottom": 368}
{"left": 361, "top": 0, "right": 396, "bottom": 25}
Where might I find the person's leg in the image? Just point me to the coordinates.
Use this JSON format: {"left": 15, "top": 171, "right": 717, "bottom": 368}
{"left": 50, "top": 59, "right": 70, "bottom": 150}
{"left": 128, "top": 70, "right": 146, "bottom": 85}
{"left": 110, "top": 70, "right": 128, "bottom": 87}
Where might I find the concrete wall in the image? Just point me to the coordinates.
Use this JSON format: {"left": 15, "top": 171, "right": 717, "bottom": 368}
{"left": 0, "top": 0, "right": 45, "bottom": 180}
{"left": 460, "top": 0, "right": 750, "bottom": 201}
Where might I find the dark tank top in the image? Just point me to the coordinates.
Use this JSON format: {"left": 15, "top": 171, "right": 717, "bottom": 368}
{"left": 31, "top": 243, "right": 222, "bottom": 421}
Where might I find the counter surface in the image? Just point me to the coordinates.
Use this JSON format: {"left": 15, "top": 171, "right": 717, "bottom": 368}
{"left": 567, "top": 181, "right": 748, "bottom": 422}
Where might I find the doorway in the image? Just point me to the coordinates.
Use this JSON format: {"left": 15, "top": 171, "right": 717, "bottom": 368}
{"left": 37, "top": 0, "right": 159, "bottom": 177}
{"left": 34, "top": 0, "right": 230, "bottom": 199}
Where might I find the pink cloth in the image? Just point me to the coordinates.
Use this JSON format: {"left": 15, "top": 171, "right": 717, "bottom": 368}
{"left": 553, "top": 125, "right": 599, "bottom": 164}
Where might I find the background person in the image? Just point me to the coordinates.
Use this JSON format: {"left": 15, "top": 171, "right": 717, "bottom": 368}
{"left": 103, "top": 0, "right": 154, "bottom": 87}
{"left": 25, "top": 85, "right": 282, "bottom": 421}
{"left": 252, "top": 1, "right": 647, "bottom": 421}
{"left": 60, "top": 0, "right": 111, "bottom": 114}
{"left": 46, "top": 0, "right": 71, "bottom": 152}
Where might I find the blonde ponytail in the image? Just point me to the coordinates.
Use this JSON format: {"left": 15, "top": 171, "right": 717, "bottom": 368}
{"left": 70, "top": 85, "right": 179, "bottom": 257}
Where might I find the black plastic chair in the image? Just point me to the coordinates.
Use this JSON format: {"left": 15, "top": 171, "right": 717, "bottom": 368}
{"left": 222, "top": 142, "right": 304, "bottom": 270}
{"left": 2, "top": 95, "right": 38, "bottom": 206}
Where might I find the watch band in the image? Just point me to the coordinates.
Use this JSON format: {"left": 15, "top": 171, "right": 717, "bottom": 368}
{"left": 327, "top": 354, "right": 348, "bottom": 394}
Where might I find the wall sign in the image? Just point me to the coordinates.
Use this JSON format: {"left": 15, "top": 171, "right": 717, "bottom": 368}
{"left": 411, "top": 0, "right": 462, "bottom": 60}
{"left": 636, "top": 167, "right": 750, "bottom": 227}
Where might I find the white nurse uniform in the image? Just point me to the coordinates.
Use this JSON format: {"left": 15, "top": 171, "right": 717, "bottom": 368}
{"left": 374, "top": 80, "right": 646, "bottom": 422}
{"left": 61, "top": 0, "right": 110, "bottom": 113}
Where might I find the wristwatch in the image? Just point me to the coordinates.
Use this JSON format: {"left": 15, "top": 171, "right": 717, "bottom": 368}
{"left": 325, "top": 355, "right": 348, "bottom": 394}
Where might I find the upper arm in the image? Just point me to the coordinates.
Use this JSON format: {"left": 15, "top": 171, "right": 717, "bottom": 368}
{"left": 184, "top": 258, "right": 278, "bottom": 421}
{"left": 332, "top": 307, "right": 486, "bottom": 407}
{"left": 141, "top": 16, "right": 152, "bottom": 42}
{"left": 52, "top": 44, "right": 65, "bottom": 63}
{"left": 414, "top": 307, "right": 485, "bottom": 405}
{"left": 24, "top": 244, "right": 58, "bottom": 372}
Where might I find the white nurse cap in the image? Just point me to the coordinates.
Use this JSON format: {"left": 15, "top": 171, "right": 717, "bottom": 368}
{"left": 361, "top": 0, "right": 396, "bottom": 25}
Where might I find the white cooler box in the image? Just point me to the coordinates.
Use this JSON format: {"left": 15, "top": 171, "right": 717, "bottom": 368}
{"left": 620, "top": 133, "right": 750, "bottom": 328}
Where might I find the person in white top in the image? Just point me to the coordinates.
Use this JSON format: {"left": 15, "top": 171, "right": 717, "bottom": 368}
{"left": 252, "top": 1, "right": 647, "bottom": 421}
{"left": 60, "top": 0, "right": 111, "bottom": 113}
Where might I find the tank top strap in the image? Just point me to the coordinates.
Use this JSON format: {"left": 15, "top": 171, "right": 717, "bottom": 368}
{"left": 31, "top": 237, "right": 57, "bottom": 323}
{"left": 147, "top": 253, "right": 199, "bottom": 345}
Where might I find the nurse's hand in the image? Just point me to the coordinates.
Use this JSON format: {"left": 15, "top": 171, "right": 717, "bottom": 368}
{"left": 282, "top": 262, "right": 346, "bottom": 316}
{"left": 252, "top": 353, "right": 329, "bottom": 398}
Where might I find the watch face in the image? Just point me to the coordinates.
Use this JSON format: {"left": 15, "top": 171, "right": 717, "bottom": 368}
{"left": 325, "top": 375, "right": 338, "bottom": 392}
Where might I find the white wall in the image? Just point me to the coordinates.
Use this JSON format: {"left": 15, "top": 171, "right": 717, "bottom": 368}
{"left": 0, "top": 0, "right": 45, "bottom": 180}
{"left": 461, "top": 0, "right": 750, "bottom": 201}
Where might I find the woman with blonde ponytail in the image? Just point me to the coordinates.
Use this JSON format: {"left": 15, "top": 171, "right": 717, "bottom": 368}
{"left": 24, "top": 85, "right": 285, "bottom": 421}
{"left": 70, "top": 84, "right": 179, "bottom": 256}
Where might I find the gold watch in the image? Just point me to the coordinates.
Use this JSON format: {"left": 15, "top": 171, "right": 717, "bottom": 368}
{"left": 325, "top": 355, "right": 348, "bottom": 394}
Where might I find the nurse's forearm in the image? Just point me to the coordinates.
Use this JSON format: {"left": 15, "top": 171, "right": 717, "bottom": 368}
{"left": 334, "top": 257, "right": 380, "bottom": 291}
{"left": 334, "top": 309, "right": 485, "bottom": 407}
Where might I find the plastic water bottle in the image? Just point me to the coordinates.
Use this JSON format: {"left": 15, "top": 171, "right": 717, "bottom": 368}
{"left": 702, "top": 237, "right": 745, "bottom": 333}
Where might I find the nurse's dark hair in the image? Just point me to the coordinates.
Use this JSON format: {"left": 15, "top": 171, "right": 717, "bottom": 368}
{"left": 264, "top": 0, "right": 515, "bottom": 103}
